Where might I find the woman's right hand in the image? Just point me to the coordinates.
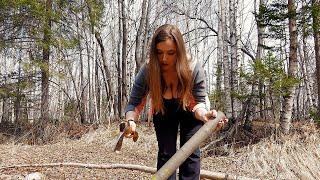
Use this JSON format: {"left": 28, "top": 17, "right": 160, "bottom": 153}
{"left": 124, "top": 120, "right": 136, "bottom": 138}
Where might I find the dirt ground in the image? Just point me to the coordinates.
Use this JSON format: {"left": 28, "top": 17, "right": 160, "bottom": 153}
{"left": 0, "top": 121, "right": 319, "bottom": 179}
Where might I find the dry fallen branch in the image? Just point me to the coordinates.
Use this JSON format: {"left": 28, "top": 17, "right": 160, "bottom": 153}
{"left": 0, "top": 163, "right": 156, "bottom": 174}
{"left": 0, "top": 162, "right": 257, "bottom": 180}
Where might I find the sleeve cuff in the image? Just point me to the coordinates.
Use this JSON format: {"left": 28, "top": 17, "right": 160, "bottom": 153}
{"left": 192, "top": 103, "right": 207, "bottom": 112}
{"left": 125, "top": 105, "right": 135, "bottom": 114}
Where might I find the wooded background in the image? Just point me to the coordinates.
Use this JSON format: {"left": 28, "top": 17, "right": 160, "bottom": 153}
{"left": 0, "top": 0, "right": 319, "bottom": 135}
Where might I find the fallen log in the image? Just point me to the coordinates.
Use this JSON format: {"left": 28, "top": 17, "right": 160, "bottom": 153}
{"left": 0, "top": 162, "right": 257, "bottom": 179}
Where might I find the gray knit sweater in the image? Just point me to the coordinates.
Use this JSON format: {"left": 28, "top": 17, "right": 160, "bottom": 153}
{"left": 125, "top": 61, "right": 207, "bottom": 114}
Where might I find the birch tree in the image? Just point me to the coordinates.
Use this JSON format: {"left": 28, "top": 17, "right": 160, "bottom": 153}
{"left": 280, "top": 0, "right": 298, "bottom": 134}
{"left": 312, "top": 0, "right": 320, "bottom": 118}
{"left": 117, "top": 0, "right": 123, "bottom": 117}
{"left": 116, "top": 0, "right": 129, "bottom": 118}
{"left": 121, "top": 0, "right": 128, "bottom": 117}
{"left": 141, "top": 0, "right": 152, "bottom": 65}
{"left": 216, "top": 0, "right": 224, "bottom": 108}
{"left": 75, "top": 11, "right": 86, "bottom": 124}
{"left": 229, "top": 0, "right": 239, "bottom": 117}
{"left": 40, "top": 0, "right": 52, "bottom": 123}
{"left": 134, "top": 0, "right": 148, "bottom": 74}
{"left": 255, "top": 0, "right": 267, "bottom": 119}
{"left": 300, "top": 0, "right": 314, "bottom": 118}
{"left": 221, "top": 0, "right": 232, "bottom": 118}
{"left": 86, "top": 0, "right": 114, "bottom": 120}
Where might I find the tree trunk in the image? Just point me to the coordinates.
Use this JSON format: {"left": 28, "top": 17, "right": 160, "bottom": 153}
{"left": 86, "top": 0, "right": 112, "bottom": 121}
{"left": 79, "top": 19, "right": 93, "bottom": 123}
{"left": 121, "top": 0, "right": 128, "bottom": 118}
{"left": 295, "top": 85, "right": 300, "bottom": 119}
{"left": 221, "top": 0, "right": 232, "bottom": 118}
{"left": 2, "top": 98, "right": 10, "bottom": 122}
{"left": 40, "top": 0, "right": 52, "bottom": 123}
{"left": 302, "top": 30, "right": 315, "bottom": 111}
{"left": 117, "top": 0, "right": 123, "bottom": 118}
{"left": 280, "top": 0, "right": 298, "bottom": 134}
{"left": 111, "top": 2, "right": 118, "bottom": 118}
{"left": 1, "top": 74, "right": 9, "bottom": 122}
{"left": 216, "top": 0, "right": 223, "bottom": 108}
{"left": 297, "top": 44, "right": 306, "bottom": 117}
{"left": 134, "top": 0, "right": 148, "bottom": 74}
{"left": 14, "top": 60, "right": 22, "bottom": 124}
{"left": 312, "top": 0, "right": 320, "bottom": 117}
{"left": 141, "top": 0, "right": 152, "bottom": 63}
{"left": 255, "top": 0, "right": 266, "bottom": 120}
{"left": 299, "top": 0, "right": 314, "bottom": 116}
{"left": 64, "top": 51, "right": 81, "bottom": 121}
{"left": 95, "top": 32, "right": 113, "bottom": 115}
{"left": 298, "top": 38, "right": 313, "bottom": 118}
{"left": 58, "top": 61, "right": 64, "bottom": 121}
{"left": 85, "top": 31, "right": 92, "bottom": 123}
{"left": 76, "top": 14, "right": 86, "bottom": 124}
{"left": 94, "top": 45, "right": 101, "bottom": 123}
{"left": 229, "top": 0, "right": 238, "bottom": 117}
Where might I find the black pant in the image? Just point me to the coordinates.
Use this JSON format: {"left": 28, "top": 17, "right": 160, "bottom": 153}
{"left": 153, "top": 99, "right": 203, "bottom": 180}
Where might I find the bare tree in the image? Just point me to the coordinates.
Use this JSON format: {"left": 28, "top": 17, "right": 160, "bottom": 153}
{"left": 255, "top": 0, "right": 267, "bottom": 119}
{"left": 222, "top": 0, "right": 232, "bottom": 117}
{"left": 14, "top": 58, "right": 22, "bottom": 125}
{"left": 215, "top": 0, "right": 231, "bottom": 117}
{"left": 312, "top": 0, "right": 320, "bottom": 117}
{"left": 299, "top": 0, "right": 314, "bottom": 118}
{"left": 280, "top": 0, "right": 298, "bottom": 134}
{"left": 95, "top": 32, "right": 113, "bottom": 116}
{"left": 76, "top": 12, "right": 87, "bottom": 124}
{"left": 121, "top": 0, "right": 128, "bottom": 118}
{"left": 141, "top": 0, "right": 152, "bottom": 63}
{"left": 84, "top": 25, "right": 93, "bottom": 123}
{"left": 229, "top": 0, "right": 239, "bottom": 117}
{"left": 94, "top": 48, "right": 101, "bottom": 122}
{"left": 216, "top": 0, "right": 223, "bottom": 106}
{"left": 40, "top": 0, "right": 52, "bottom": 123}
{"left": 134, "top": 0, "right": 148, "bottom": 74}
{"left": 117, "top": 0, "right": 123, "bottom": 118}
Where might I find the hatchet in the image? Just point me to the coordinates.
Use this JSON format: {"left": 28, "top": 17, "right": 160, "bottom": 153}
{"left": 113, "top": 121, "right": 139, "bottom": 152}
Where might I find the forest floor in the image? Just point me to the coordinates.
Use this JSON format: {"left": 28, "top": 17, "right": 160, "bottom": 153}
{"left": 0, "top": 120, "right": 319, "bottom": 180}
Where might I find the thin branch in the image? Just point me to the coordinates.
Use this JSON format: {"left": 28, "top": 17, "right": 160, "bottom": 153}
{"left": 170, "top": 6, "right": 256, "bottom": 61}
{"left": 182, "top": 27, "right": 213, "bottom": 36}
{"left": 172, "top": 9, "right": 218, "bottom": 35}
{"left": 0, "top": 162, "right": 257, "bottom": 180}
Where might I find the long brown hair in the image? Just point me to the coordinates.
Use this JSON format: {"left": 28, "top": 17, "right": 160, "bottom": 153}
{"left": 147, "top": 24, "right": 192, "bottom": 114}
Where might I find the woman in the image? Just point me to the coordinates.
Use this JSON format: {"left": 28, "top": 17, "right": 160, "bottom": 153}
{"left": 124, "top": 24, "right": 227, "bottom": 179}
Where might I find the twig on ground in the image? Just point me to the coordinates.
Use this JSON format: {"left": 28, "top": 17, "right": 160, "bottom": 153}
{"left": 0, "top": 162, "right": 257, "bottom": 180}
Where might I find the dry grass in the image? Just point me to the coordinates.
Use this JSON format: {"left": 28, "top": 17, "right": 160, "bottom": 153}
{"left": 202, "top": 133, "right": 320, "bottom": 179}
{"left": 0, "top": 121, "right": 319, "bottom": 179}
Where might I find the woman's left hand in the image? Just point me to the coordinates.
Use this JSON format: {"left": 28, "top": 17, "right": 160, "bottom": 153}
{"left": 201, "top": 109, "right": 217, "bottom": 123}
{"left": 201, "top": 109, "right": 228, "bottom": 131}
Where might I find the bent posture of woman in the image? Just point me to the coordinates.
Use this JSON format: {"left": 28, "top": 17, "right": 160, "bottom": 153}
{"left": 124, "top": 24, "right": 227, "bottom": 180}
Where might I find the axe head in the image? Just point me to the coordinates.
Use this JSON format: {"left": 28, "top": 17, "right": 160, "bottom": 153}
{"left": 119, "top": 122, "right": 126, "bottom": 132}
{"left": 113, "top": 121, "right": 139, "bottom": 152}
{"left": 113, "top": 122, "right": 127, "bottom": 152}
